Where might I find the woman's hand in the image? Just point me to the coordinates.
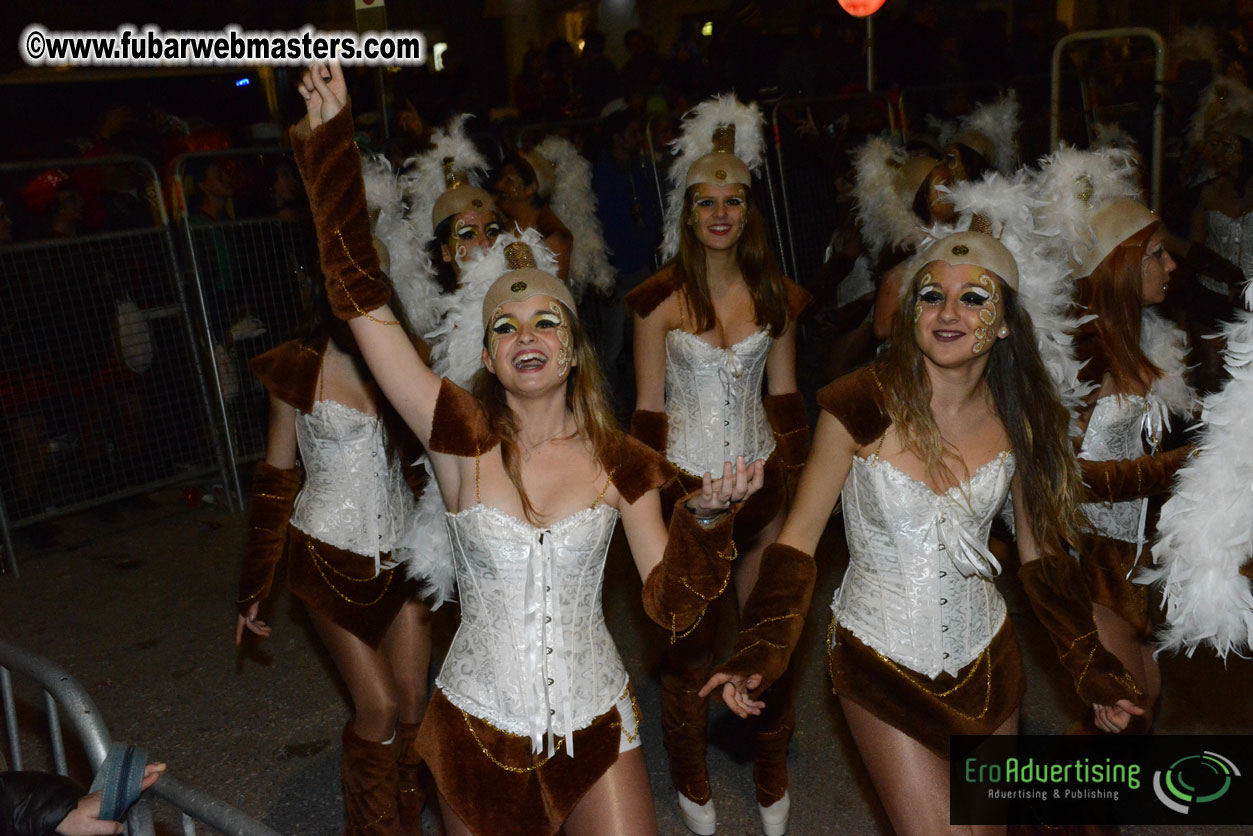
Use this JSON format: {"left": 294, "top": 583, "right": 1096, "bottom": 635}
{"left": 697, "top": 671, "right": 765, "bottom": 718}
{"left": 686, "top": 456, "right": 765, "bottom": 519}
{"left": 56, "top": 764, "right": 165, "bottom": 835}
{"left": 298, "top": 61, "right": 348, "bottom": 130}
{"left": 235, "top": 601, "right": 272, "bottom": 645}
{"left": 1092, "top": 699, "right": 1146, "bottom": 733}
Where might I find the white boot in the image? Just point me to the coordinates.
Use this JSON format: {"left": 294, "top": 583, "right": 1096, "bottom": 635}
{"left": 758, "top": 790, "right": 790, "bottom": 836}
{"left": 677, "top": 792, "right": 716, "bottom": 835}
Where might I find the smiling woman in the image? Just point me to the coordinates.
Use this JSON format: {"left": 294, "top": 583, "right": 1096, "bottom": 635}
{"left": 287, "top": 61, "right": 764, "bottom": 836}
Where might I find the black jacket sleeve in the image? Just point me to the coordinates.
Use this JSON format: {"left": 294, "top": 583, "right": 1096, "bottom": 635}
{"left": 1, "top": 770, "right": 84, "bottom": 836}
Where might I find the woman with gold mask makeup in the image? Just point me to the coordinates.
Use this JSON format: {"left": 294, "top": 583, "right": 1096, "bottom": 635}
{"left": 291, "top": 61, "right": 764, "bottom": 836}
{"left": 626, "top": 94, "right": 810, "bottom": 836}
{"left": 495, "top": 147, "right": 575, "bottom": 283}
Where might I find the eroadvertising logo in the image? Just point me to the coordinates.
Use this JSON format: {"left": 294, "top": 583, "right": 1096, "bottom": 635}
{"left": 951, "top": 736, "right": 1252, "bottom": 826}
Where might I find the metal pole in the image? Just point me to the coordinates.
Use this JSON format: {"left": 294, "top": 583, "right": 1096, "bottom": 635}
{"left": 866, "top": 16, "right": 876, "bottom": 93}
{"left": 1050, "top": 27, "right": 1165, "bottom": 210}
{"left": 769, "top": 102, "right": 798, "bottom": 279}
{"left": 0, "top": 493, "right": 17, "bottom": 578}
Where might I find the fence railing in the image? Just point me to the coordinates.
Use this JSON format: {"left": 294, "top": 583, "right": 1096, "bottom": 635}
{"left": 1, "top": 637, "right": 284, "bottom": 836}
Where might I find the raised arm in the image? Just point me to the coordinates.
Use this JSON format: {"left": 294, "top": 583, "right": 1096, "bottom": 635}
{"left": 702, "top": 409, "right": 857, "bottom": 716}
{"left": 1012, "top": 473, "right": 1146, "bottom": 733}
{"left": 292, "top": 62, "right": 444, "bottom": 451}
{"left": 630, "top": 301, "right": 670, "bottom": 451}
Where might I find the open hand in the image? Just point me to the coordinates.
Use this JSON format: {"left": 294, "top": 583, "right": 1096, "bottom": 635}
{"left": 235, "top": 601, "right": 272, "bottom": 645}
{"left": 1092, "top": 699, "right": 1146, "bottom": 733}
{"left": 298, "top": 61, "right": 348, "bottom": 130}
{"left": 687, "top": 456, "right": 765, "bottom": 519}
{"left": 698, "top": 671, "right": 765, "bottom": 719}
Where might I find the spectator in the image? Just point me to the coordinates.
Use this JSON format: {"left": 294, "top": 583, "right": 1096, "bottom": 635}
{"left": 513, "top": 47, "right": 546, "bottom": 120}
{"left": 1, "top": 760, "right": 164, "bottom": 836}
{"left": 576, "top": 29, "right": 621, "bottom": 118}
{"left": 540, "top": 37, "right": 579, "bottom": 119}
{"left": 622, "top": 28, "right": 666, "bottom": 102}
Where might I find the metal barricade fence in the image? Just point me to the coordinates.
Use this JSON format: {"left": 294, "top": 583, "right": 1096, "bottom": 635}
{"left": 1, "top": 637, "right": 284, "bottom": 836}
{"left": 0, "top": 157, "right": 230, "bottom": 577}
{"left": 173, "top": 148, "right": 320, "bottom": 507}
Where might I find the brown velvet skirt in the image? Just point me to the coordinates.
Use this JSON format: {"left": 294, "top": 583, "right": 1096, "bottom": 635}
{"left": 416, "top": 688, "right": 631, "bottom": 836}
{"left": 286, "top": 526, "right": 417, "bottom": 648}
{"left": 663, "top": 450, "right": 787, "bottom": 542}
{"left": 1080, "top": 535, "right": 1151, "bottom": 639}
{"left": 827, "top": 618, "right": 1025, "bottom": 759}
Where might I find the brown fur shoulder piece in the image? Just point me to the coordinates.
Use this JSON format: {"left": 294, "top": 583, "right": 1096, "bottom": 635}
{"left": 428, "top": 378, "right": 499, "bottom": 457}
{"left": 815, "top": 364, "right": 890, "bottom": 446}
{"left": 249, "top": 336, "right": 329, "bottom": 413}
{"left": 623, "top": 264, "right": 682, "bottom": 318}
{"left": 783, "top": 277, "right": 813, "bottom": 322}
{"left": 604, "top": 431, "right": 676, "bottom": 504}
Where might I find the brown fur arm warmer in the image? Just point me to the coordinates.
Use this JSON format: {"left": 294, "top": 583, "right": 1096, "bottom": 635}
{"left": 712, "top": 543, "right": 816, "bottom": 695}
{"left": 236, "top": 463, "right": 302, "bottom": 614}
{"left": 629, "top": 409, "right": 669, "bottom": 454}
{"left": 642, "top": 499, "right": 736, "bottom": 641}
{"left": 290, "top": 106, "right": 392, "bottom": 320}
{"left": 763, "top": 393, "right": 810, "bottom": 499}
{"left": 1079, "top": 444, "right": 1194, "bottom": 504}
{"left": 1018, "top": 556, "right": 1142, "bottom": 708}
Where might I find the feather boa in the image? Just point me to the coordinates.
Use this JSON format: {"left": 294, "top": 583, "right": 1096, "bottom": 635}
{"left": 851, "top": 135, "right": 926, "bottom": 258}
{"left": 660, "top": 94, "right": 766, "bottom": 263}
{"left": 1147, "top": 280, "right": 1253, "bottom": 657}
{"left": 1030, "top": 145, "right": 1142, "bottom": 272}
{"left": 532, "top": 135, "right": 616, "bottom": 301}
{"left": 1141, "top": 308, "right": 1199, "bottom": 433}
{"left": 361, "top": 154, "right": 442, "bottom": 338}
{"left": 399, "top": 114, "right": 491, "bottom": 247}
{"left": 956, "top": 91, "right": 1020, "bottom": 174}
{"left": 1188, "top": 77, "right": 1253, "bottom": 148}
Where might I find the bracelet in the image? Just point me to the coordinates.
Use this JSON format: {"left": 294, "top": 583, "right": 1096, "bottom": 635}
{"left": 688, "top": 506, "right": 726, "bottom": 525}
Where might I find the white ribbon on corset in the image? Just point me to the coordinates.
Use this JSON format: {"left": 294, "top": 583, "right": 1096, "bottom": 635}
{"left": 1130, "top": 401, "right": 1168, "bottom": 575}
{"left": 935, "top": 513, "right": 1003, "bottom": 580}
{"left": 716, "top": 350, "right": 745, "bottom": 407}
{"left": 520, "top": 528, "right": 574, "bottom": 756}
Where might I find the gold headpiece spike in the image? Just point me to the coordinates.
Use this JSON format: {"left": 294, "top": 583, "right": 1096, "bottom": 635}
{"left": 504, "top": 241, "right": 537, "bottom": 270}
{"left": 712, "top": 124, "right": 736, "bottom": 155}
{"left": 969, "top": 214, "right": 993, "bottom": 235}
{"left": 442, "top": 157, "right": 463, "bottom": 190}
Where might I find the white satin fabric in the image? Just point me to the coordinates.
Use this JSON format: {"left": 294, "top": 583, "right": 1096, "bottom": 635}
{"left": 663, "top": 328, "right": 776, "bottom": 477}
{"left": 289, "top": 400, "right": 418, "bottom": 575}
{"left": 435, "top": 503, "right": 629, "bottom": 756}
{"left": 1203, "top": 209, "right": 1253, "bottom": 293}
{"left": 832, "top": 451, "right": 1015, "bottom": 678}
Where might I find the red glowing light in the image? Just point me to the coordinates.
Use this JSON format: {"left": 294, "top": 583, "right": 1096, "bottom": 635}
{"left": 838, "top": 0, "right": 886, "bottom": 16}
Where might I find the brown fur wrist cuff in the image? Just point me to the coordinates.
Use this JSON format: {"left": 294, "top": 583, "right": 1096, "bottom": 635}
{"left": 237, "top": 463, "right": 302, "bottom": 613}
{"left": 642, "top": 497, "right": 736, "bottom": 641}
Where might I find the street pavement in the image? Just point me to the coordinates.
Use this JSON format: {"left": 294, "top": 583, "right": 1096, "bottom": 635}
{"left": 1, "top": 489, "right": 1250, "bottom": 835}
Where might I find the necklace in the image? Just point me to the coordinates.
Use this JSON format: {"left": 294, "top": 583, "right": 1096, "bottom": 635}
{"left": 519, "top": 420, "right": 576, "bottom": 460}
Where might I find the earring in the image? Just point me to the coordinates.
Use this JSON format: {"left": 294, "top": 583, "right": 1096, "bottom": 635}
{"left": 998, "top": 326, "right": 1009, "bottom": 338}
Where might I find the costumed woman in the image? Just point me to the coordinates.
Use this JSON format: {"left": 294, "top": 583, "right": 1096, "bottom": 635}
{"left": 701, "top": 185, "right": 1144, "bottom": 835}
{"left": 291, "top": 61, "right": 765, "bottom": 836}
{"left": 234, "top": 288, "right": 444, "bottom": 833}
{"left": 1033, "top": 148, "right": 1199, "bottom": 730}
{"left": 626, "top": 94, "right": 810, "bottom": 836}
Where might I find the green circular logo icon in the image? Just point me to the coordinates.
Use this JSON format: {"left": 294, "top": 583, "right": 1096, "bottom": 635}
{"left": 1153, "top": 752, "right": 1241, "bottom": 814}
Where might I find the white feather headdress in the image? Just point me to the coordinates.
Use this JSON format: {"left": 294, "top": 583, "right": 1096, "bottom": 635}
{"left": 660, "top": 94, "right": 766, "bottom": 263}
{"left": 851, "top": 135, "right": 929, "bottom": 258}
{"left": 400, "top": 114, "right": 492, "bottom": 246}
{"left": 952, "top": 91, "right": 1021, "bottom": 174}
{"left": 361, "top": 154, "right": 442, "bottom": 338}
{"left": 531, "top": 135, "right": 616, "bottom": 301}
{"left": 1188, "top": 77, "right": 1253, "bottom": 147}
{"left": 1146, "top": 279, "right": 1253, "bottom": 658}
{"left": 1029, "top": 144, "right": 1142, "bottom": 271}
{"left": 910, "top": 171, "right": 1094, "bottom": 418}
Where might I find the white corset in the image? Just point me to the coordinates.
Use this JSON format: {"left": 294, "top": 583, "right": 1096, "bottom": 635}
{"left": 436, "top": 503, "right": 628, "bottom": 756}
{"left": 290, "top": 400, "right": 417, "bottom": 573}
{"left": 1203, "top": 209, "right": 1253, "bottom": 293}
{"left": 833, "top": 452, "right": 1014, "bottom": 678}
{"left": 664, "top": 329, "right": 776, "bottom": 476}
{"left": 1079, "top": 394, "right": 1149, "bottom": 544}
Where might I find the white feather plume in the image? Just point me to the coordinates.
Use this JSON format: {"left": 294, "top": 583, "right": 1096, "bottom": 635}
{"left": 851, "top": 135, "right": 927, "bottom": 258}
{"left": 956, "top": 91, "right": 1021, "bottom": 174}
{"left": 1188, "top": 77, "right": 1253, "bottom": 147}
{"left": 660, "top": 94, "right": 766, "bottom": 262}
{"left": 400, "top": 114, "right": 491, "bottom": 246}
{"left": 1146, "top": 281, "right": 1253, "bottom": 657}
{"left": 1030, "top": 145, "right": 1142, "bottom": 271}
{"left": 533, "top": 135, "right": 616, "bottom": 301}
{"left": 1141, "top": 308, "right": 1199, "bottom": 428}
{"left": 394, "top": 473, "right": 456, "bottom": 607}
{"left": 361, "top": 153, "right": 442, "bottom": 338}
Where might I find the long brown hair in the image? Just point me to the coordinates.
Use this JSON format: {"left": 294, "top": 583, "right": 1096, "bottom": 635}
{"left": 673, "top": 185, "right": 790, "bottom": 336}
{"left": 471, "top": 302, "right": 618, "bottom": 522}
{"left": 1074, "top": 222, "right": 1161, "bottom": 394}
{"left": 879, "top": 266, "right": 1085, "bottom": 550}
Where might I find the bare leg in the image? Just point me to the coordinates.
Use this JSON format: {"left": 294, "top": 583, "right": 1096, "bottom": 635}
{"left": 1092, "top": 603, "right": 1157, "bottom": 726}
{"left": 564, "top": 748, "right": 659, "bottom": 836}
{"left": 841, "top": 697, "right": 1017, "bottom": 836}
{"left": 437, "top": 792, "right": 474, "bottom": 836}
{"left": 306, "top": 609, "right": 401, "bottom": 741}
{"left": 732, "top": 506, "right": 786, "bottom": 612}
{"left": 379, "top": 599, "right": 432, "bottom": 724}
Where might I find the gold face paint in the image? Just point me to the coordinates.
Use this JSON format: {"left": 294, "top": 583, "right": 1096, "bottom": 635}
{"left": 488, "top": 311, "right": 519, "bottom": 359}
{"left": 546, "top": 301, "right": 572, "bottom": 378}
{"left": 969, "top": 273, "right": 1001, "bottom": 355}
